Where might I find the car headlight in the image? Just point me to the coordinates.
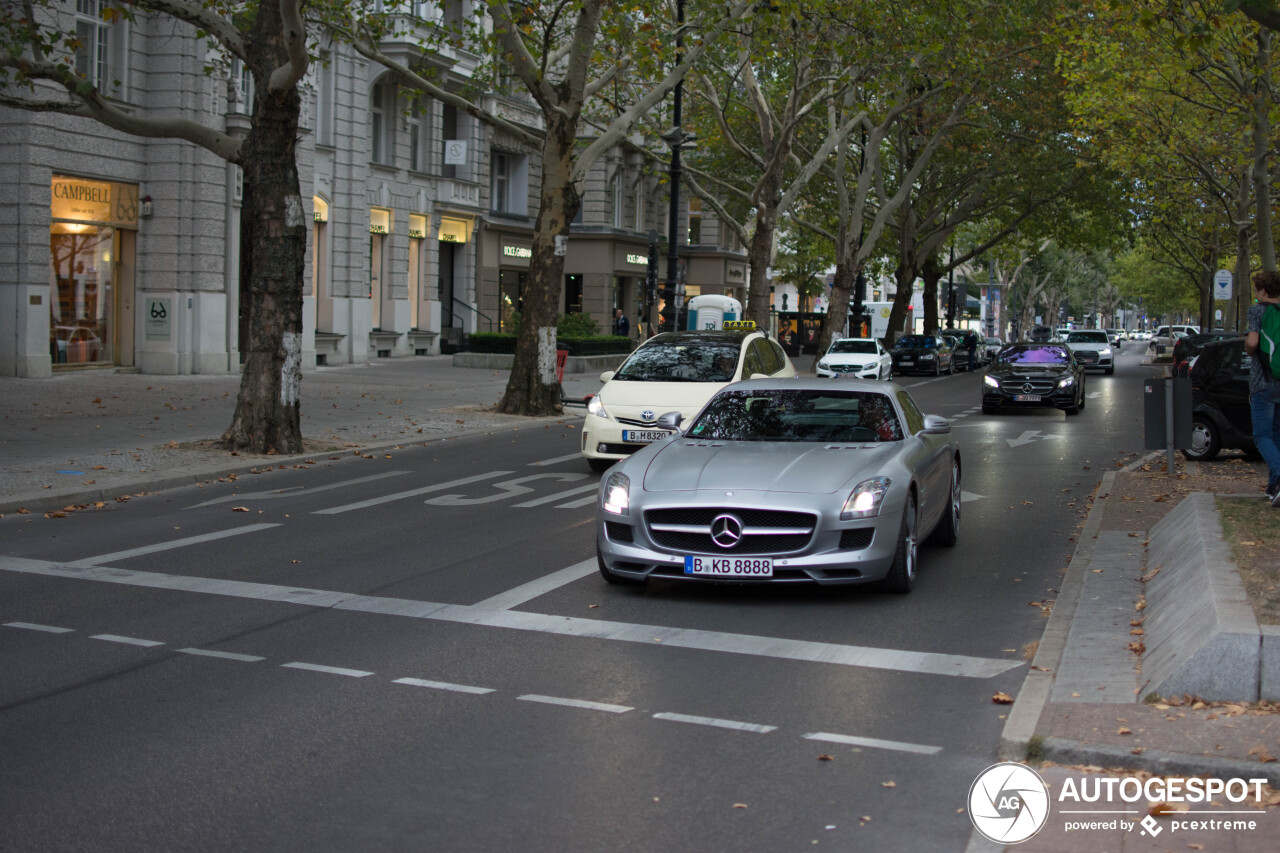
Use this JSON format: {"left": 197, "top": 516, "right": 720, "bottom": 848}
{"left": 1102, "top": 347, "right": 1112, "bottom": 357}
{"left": 841, "top": 477, "right": 891, "bottom": 520}
{"left": 1057, "top": 375, "right": 1076, "bottom": 389}
{"left": 919, "top": 353, "right": 936, "bottom": 360}
{"left": 817, "top": 361, "right": 830, "bottom": 371}
{"left": 983, "top": 374, "right": 999, "bottom": 389}
{"left": 603, "top": 471, "right": 630, "bottom": 516}
{"left": 587, "top": 395, "right": 609, "bottom": 420}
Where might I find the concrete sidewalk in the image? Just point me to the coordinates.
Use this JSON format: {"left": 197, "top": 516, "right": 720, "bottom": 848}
{"left": 0, "top": 357, "right": 603, "bottom": 515}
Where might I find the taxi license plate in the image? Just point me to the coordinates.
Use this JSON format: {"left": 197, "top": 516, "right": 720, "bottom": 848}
{"left": 1014, "top": 394, "right": 1042, "bottom": 402}
{"left": 684, "top": 556, "right": 773, "bottom": 577}
{"left": 622, "top": 430, "right": 671, "bottom": 444}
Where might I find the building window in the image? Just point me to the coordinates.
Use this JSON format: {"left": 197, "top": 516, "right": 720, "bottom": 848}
{"left": 491, "top": 151, "right": 509, "bottom": 212}
{"left": 371, "top": 83, "right": 392, "bottom": 165}
{"left": 491, "top": 149, "right": 528, "bottom": 215}
{"left": 408, "top": 104, "right": 424, "bottom": 171}
{"left": 315, "top": 54, "right": 335, "bottom": 147}
{"left": 75, "top": 0, "right": 111, "bottom": 89}
{"left": 612, "top": 174, "right": 624, "bottom": 229}
{"left": 687, "top": 197, "right": 702, "bottom": 245}
{"left": 634, "top": 182, "right": 645, "bottom": 232}
{"left": 564, "top": 274, "right": 583, "bottom": 315}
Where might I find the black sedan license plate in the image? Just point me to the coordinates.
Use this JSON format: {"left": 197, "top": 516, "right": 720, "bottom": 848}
{"left": 898, "top": 360, "right": 914, "bottom": 367}
{"left": 684, "top": 556, "right": 773, "bottom": 577}
{"left": 622, "top": 430, "right": 671, "bottom": 444}
{"left": 1014, "top": 394, "right": 1042, "bottom": 402}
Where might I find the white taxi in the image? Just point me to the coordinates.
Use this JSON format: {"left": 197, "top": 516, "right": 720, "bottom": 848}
{"left": 581, "top": 322, "right": 796, "bottom": 471}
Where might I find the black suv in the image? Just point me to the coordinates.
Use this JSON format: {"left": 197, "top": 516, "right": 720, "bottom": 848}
{"left": 1182, "top": 337, "right": 1255, "bottom": 460}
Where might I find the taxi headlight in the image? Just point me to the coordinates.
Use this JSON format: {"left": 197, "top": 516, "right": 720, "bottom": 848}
{"left": 841, "top": 476, "right": 891, "bottom": 520}
{"left": 983, "top": 374, "right": 1000, "bottom": 389}
{"left": 587, "top": 395, "right": 609, "bottom": 420}
{"left": 603, "top": 471, "right": 630, "bottom": 516}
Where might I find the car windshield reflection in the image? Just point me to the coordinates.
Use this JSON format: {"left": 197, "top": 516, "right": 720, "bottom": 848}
{"left": 998, "top": 346, "right": 1070, "bottom": 364}
{"left": 686, "top": 389, "right": 903, "bottom": 443}
{"left": 895, "top": 335, "right": 938, "bottom": 349}
{"left": 614, "top": 342, "right": 741, "bottom": 382}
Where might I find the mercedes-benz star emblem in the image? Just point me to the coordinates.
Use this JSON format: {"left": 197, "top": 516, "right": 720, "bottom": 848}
{"left": 710, "top": 514, "right": 744, "bottom": 549}
{"left": 1021, "top": 383, "right": 1036, "bottom": 394}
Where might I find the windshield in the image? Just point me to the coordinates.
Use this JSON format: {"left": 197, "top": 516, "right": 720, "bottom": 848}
{"left": 613, "top": 340, "right": 741, "bottom": 382}
{"left": 828, "top": 340, "right": 877, "bottom": 355}
{"left": 1066, "top": 331, "right": 1108, "bottom": 344}
{"left": 894, "top": 335, "right": 937, "bottom": 349}
{"left": 686, "top": 389, "right": 903, "bottom": 443}
{"left": 998, "top": 346, "right": 1071, "bottom": 365}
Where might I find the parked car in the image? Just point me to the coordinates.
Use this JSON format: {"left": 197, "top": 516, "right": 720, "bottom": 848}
{"left": 582, "top": 324, "right": 796, "bottom": 471}
{"left": 815, "top": 337, "right": 892, "bottom": 380}
{"left": 1172, "top": 331, "right": 1242, "bottom": 377}
{"left": 1062, "top": 329, "right": 1115, "bottom": 375}
{"left": 982, "top": 336, "right": 1005, "bottom": 362}
{"left": 1148, "top": 324, "right": 1200, "bottom": 359}
{"left": 981, "top": 343, "right": 1086, "bottom": 415}
{"left": 891, "top": 334, "right": 956, "bottom": 375}
{"left": 940, "top": 332, "right": 972, "bottom": 371}
{"left": 1028, "top": 325, "right": 1054, "bottom": 343}
{"left": 1182, "top": 337, "right": 1255, "bottom": 461}
{"left": 595, "top": 378, "right": 961, "bottom": 592}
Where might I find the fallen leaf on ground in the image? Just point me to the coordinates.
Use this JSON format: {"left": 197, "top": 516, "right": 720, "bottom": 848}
{"left": 231, "top": 506, "right": 249, "bottom": 512}
{"left": 992, "top": 692, "right": 1014, "bottom": 704}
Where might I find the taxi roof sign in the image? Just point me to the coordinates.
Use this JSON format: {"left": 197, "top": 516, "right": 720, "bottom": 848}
{"left": 722, "top": 320, "right": 756, "bottom": 331}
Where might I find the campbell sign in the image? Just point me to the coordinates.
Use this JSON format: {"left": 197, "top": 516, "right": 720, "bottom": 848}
{"left": 51, "top": 176, "right": 139, "bottom": 228}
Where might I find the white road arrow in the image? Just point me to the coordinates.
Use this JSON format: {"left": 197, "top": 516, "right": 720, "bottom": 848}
{"left": 960, "top": 491, "right": 984, "bottom": 503}
{"left": 1088, "top": 392, "right": 1102, "bottom": 399}
{"left": 1004, "top": 431, "right": 1064, "bottom": 448}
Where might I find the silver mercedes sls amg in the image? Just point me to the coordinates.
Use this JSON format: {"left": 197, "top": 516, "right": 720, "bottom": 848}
{"left": 595, "top": 378, "right": 961, "bottom": 592}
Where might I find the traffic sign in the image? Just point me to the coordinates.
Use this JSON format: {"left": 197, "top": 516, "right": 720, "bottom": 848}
{"left": 1213, "top": 269, "right": 1232, "bottom": 301}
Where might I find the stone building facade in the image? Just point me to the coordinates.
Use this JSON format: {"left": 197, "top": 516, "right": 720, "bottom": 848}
{"left": 0, "top": 3, "right": 747, "bottom": 379}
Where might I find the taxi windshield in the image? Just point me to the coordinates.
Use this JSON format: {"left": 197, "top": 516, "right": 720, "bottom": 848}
{"left": 613, "top": 341, "right": 741, "bottom": 382}
{"left": 686, "top": 389, "right": 903, "bottom": 443}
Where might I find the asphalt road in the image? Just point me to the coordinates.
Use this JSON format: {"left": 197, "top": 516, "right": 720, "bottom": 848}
{"left": 0, "top": 343, "right": 1163, "bottom": 852}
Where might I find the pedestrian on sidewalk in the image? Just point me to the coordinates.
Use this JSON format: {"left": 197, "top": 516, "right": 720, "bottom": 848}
{"left": 1244, "top": 270, "right": 1280, "bottom": 505}
{"left": 613, "top": 308, "right": 630, "bottom": 339}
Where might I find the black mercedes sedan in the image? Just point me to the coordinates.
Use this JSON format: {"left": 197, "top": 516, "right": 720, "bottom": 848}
{"left": 981, "top": 343, "right": 1086, "bottom": 415}
{"left": 890, "top": 334, "right": 955, "bottom": 375}
{"left": 1182, "top": 337, "right": 1254, "bottom": 460}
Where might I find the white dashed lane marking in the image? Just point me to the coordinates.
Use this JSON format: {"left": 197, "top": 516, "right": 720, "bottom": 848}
{"left": 2, "top": 619, "right": 946, "bottom": 757}
{"left": 90, "top": 634, "right": 164, "bottom": 647}
{"left": 4, "top": 622, "right": 73, "bottom": 633}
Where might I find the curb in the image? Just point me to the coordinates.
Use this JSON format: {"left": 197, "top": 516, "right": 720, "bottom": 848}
{"left": 1037, "top": 737, "right": 1280, "bottom": 787}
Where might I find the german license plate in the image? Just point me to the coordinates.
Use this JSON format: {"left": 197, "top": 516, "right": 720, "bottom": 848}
{"left": 622, "top": 430, "right": 671, "bottom": 444}
{"left": 684, "top": 556, "right": 773, "bottom": 577}
{"left": 1014, "top": 394, "right": 1042, "bottom": 402}
{"left": 898, "top": 360, "right": 913, "bottom": 367}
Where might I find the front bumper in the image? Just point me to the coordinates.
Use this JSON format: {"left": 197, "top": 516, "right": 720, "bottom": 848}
{"left": 581, "top": 418, "right": 675, "bottom": 462}
{"left": 982, "top": 383, "right": 1077, "bottom": 410}
{"left": 597, "top": 492, "right": 906, "bottom": 585}
{"left": 891, "top": 356, "right": 938, "bottom": 375}
{"left": 816, "top": 362, "right": 881, "bottom": 379}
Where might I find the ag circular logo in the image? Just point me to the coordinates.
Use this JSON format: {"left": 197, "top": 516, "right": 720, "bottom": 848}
{"left": 968, "top": 762, "right": 1050, "bottom": 844}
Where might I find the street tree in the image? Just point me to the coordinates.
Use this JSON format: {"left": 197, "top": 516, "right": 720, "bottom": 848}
{"left": 343, "top": 0, "right": 756, "bottom": 416}
{"left": 1, "top": 0, "right": 311, "bottom": 452}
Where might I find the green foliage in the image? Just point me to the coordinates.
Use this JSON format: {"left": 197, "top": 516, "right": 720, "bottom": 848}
{"left": 501, "top": 311, "right": 600, "bottom": 338}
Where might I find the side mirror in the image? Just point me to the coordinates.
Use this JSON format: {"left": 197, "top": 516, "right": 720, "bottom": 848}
{"left": 920, "top": 415, "right": 951, "bottom": 435}
{"left": 657, "top": 411, "right": 683, "bottom": 431}
{"left": 599, "top": 370, "right": 615, "bottom": 383}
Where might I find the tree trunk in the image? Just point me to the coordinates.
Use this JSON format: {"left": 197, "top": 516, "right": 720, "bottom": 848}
{"left": 218, "top": 8, "right": 305, "bottom": 453}
{"left": 885, "top": 264, "right": 915, "bottom": 347}
{"left": 498, "top": 113, "right": 578, "bottom": 415}
{"left": 817, "top": 261, "right": 854, "bottom": 356}
{"left": 745, "top": 218, "right": 775, "bottom": 327}
{"left": 921, "top": 256, "right": 942, "bottom": 334}
{"left": 1254, "top": 28, "right": 1275, "bottom": 273}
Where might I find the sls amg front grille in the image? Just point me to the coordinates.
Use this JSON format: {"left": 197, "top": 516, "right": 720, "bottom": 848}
{"left": 644, "top": 508, "right": 817, "bottom": 555}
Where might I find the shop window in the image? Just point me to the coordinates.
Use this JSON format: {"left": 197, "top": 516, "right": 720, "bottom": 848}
{"left": 49, "top": 223, "right": 114, "bottom": 365}
{"left": 564, "top": 274, "right": 583, "bottom": 315}
{"left": 499, "top": 270, "right": 525, "bottom": 332}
